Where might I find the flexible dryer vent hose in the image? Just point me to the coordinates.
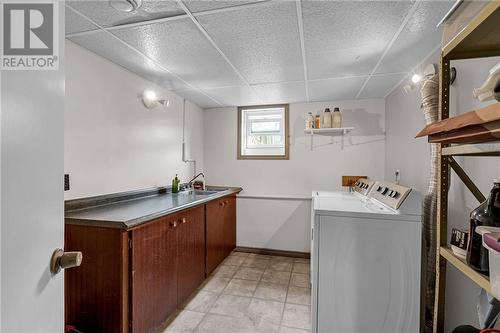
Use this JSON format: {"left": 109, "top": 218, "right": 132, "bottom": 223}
{"left": 420, "top": 74, "right": 439, "bottom": 333}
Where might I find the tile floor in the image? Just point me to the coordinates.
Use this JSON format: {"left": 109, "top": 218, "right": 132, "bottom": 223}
{"left": 164, "top": 251, "right": 311, "bottom": 333}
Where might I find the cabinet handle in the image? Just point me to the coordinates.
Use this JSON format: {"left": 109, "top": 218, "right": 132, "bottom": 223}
{"left": 170, "top": 221, "right": 177, "bottom": 228}
{"left": 180, "top": 217, "right": 187, "bottom": 224}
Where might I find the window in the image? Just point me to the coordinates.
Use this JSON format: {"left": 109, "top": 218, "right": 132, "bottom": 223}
{"left": 237, "top": 104, "right": 289, "bottom": 160}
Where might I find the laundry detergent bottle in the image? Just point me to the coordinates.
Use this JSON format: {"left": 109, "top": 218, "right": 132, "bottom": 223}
{"left": 467, "top": 180, "right": 500, "bottom": 272}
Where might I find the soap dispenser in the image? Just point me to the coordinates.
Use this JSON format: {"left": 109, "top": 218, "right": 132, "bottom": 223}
{"left": 172, "top": 174, "right": 180, "bottom": 193}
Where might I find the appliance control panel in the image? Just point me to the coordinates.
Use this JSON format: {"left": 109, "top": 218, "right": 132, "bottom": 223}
{"left": 353, "top": 178, "right": 375, "bottom": 196}
{"left": 368, "top": 181, "right": 412, "bottom": 210}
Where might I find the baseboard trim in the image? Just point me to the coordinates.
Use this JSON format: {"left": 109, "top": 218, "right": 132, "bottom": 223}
{"left": 235, "top": 246, "right": 310, "bottom": 259}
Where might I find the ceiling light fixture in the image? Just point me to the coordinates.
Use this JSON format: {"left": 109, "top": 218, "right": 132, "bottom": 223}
{"left": 109, "top": 0, "right": 142, "bottom": 12}
{"left": 142, "top": 90, "right": 170, "bottom": 109}
{"left": 411, "top": 73, "right": 422, "bottom": 84}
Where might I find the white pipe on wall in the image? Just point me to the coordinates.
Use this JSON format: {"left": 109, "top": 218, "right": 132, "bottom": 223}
{"left": 182, "top": 99, "right": 196, "bottom": 177}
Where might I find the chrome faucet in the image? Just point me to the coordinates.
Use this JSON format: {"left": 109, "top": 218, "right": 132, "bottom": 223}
{"left": 188, "top": 172, "right": 205, "bottom": 189}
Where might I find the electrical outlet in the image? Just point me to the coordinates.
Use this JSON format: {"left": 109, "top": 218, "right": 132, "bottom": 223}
{"left": 64, "top": 174, "right": 70, "bottom": 191}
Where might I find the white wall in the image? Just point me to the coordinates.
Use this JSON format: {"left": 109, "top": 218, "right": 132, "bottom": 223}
{"left": 385, "top": 53, "right": 500, "bottom": 330}
{"left": 204, "top": 99, "right": 386, "bottom": 252}
{"left": 65, "top": 41, "right": 204, "bottom": 200}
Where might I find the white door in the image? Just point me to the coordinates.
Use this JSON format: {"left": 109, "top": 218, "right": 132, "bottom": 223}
{"left": 1, "top": 1, "right": 65, "bottom": 331}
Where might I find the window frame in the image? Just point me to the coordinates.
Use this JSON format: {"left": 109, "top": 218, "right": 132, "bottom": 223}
{"left": 237, "top": 104, "right": 289, "bottom": 160}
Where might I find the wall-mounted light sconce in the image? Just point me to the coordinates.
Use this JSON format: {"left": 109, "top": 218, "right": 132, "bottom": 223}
{"left": 405, "top": 64, "right": 457, "bottom": 93}
{"left": 404, "top": 64, "right": 440, "bottom": 93}
{"left": 142, "top": 90, "right": 170, "bottom": 109}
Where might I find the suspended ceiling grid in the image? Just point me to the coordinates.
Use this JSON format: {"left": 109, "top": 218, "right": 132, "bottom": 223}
{"left": 66, "top": 0, "right": 454, "bottom": 109}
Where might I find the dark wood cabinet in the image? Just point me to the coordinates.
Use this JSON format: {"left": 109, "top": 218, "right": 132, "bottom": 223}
{"left": 223, "top": 196, "right": 237, "bottom": 257}
{"left": 206, "top": 195, "right": 237, "bottom": 274}
{"left": 65, "top": 225, "right": 129, "bottom": 333}
{"left": 206, "top": 198, "right": 225, "bottom": 274}
{"left": 65, "top": 195, "right": 235, "bottom": 333}
{"left": 176, "top": 206, "right": 205, "bottom": 306}
{"left": 131, "top": 214, "right": 178, "bottom": 333}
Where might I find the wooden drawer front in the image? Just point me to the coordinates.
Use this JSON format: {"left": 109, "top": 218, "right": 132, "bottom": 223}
{"left": 177, "top": 205, "right": 206, "bottom": 306}
{"left": 131, "top": 215, "right": 178, "bottom": 333}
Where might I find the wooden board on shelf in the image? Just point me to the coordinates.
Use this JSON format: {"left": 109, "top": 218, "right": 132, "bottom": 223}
{"left": 416, "top": 103, "right": 500, "bottom": 144}
{"left": 440, "top": 246, "right": 491, "bottom": 293}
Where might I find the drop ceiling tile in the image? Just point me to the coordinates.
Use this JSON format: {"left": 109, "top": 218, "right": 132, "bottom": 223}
{"left": 252, "top": 82, "right": 307, "bottom": 104}
{"left": 176, "top": 89, "right": 221, "bottom": 109}
{"left": 66, "top": 6, "right": 98, "bottom": 35}
{"left": 112, "top": 18, "right": 246, "bottom": 88}
{"left": 200, "top": 86, "right": 261, "bottom": 106}
{"left": 69, "top": 31, "right": 190, "bottom": 91}
{"left": 357, "top": 73, "right": 407, "bottom": 99}
{"left": 196, "top": 1, "right": 304, "bottom": 84}
{"left": 302, "top": 1, "right": 415, "bottom": 79}
{"left": 185, "top": 0, "right": 266, "bottom": 13}
{"left": 66, "top": 0, "right": 184, "bottom": 28}
{"left": 375, "top": 1, "right": 453, "bottom": 74}
{"left": 308, "top": 76, "right": 367, "bottom": 102}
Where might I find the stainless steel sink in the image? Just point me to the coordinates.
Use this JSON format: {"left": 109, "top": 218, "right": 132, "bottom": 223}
{"left": 180, "top": 189, "right": 218, "bottom": 196}
{"left": 205, "top": 187, "right": 228, "bottom": 192}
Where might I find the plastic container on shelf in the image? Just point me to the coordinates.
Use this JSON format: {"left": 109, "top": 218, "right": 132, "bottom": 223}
{"left": 480, "top": 228, "right": 500, "bottom": 299}
{"left": 332, "top": 107, "right": 342, "bottom": 128}
{"left": 322, "top": 108, "right": 332, "bottom": 128}
{"left": 306, "top": 112, "right": 314, "bottom": 129}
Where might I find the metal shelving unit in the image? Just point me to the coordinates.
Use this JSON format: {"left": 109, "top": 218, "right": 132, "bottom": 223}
{"left": 434, "top": 2, "right": 500, "bottom": 332}
{"left": 442, "top": 143, "right": 500, "bottom": 156}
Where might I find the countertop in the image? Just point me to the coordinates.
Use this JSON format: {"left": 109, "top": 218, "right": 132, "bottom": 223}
{"left": 65, "top": 187, "right": 242, "bottom": 229}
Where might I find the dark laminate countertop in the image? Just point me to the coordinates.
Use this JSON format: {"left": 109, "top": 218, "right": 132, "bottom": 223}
{"left": 65, "top": 186, "right": 242, "bottom": 229}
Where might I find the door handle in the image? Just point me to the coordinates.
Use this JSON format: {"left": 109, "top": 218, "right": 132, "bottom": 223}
{"left": 50, "top": 248, "right": 82, "bottom": 274}
{"left": 180, "top": 217, "right": 187, "bottom": 224}
{"left": 170, "top": 221, "right": 178, "bottom": 228}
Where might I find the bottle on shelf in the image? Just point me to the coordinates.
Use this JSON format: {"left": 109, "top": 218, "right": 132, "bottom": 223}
{"left": 467, "top": 180, "right": 500, "bottom": 273}
{"left": 306, "top": 112, "right": 314, "bottom": 129}
{"left": 333, "top": 107, "right": 342, "bottom": 128}
{"left": 322, "top": 108, "right": 332, "bottom": 128}
{"left": 315, "top": 114, "right": 321, "bottom": 129}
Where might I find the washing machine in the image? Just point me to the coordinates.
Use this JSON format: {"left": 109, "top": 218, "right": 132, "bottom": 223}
{"left": 311, "top": 179, "right": 422, "bottom": 333}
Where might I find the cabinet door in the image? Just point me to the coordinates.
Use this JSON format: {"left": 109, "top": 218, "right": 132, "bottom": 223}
{"left": 131, "top": 215, "right": 178, "bottom": 333}
{"left": 65, "top": 225, "right": 129, "bottom": 333}
{"left": 206, "top": 199, "right": 225, "bottom": 274}
{"left": 177, "top": 206, "right": 206, "bottom": 306}
{"left": 223, "top": 196, "right": 237, "bottom": 257}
